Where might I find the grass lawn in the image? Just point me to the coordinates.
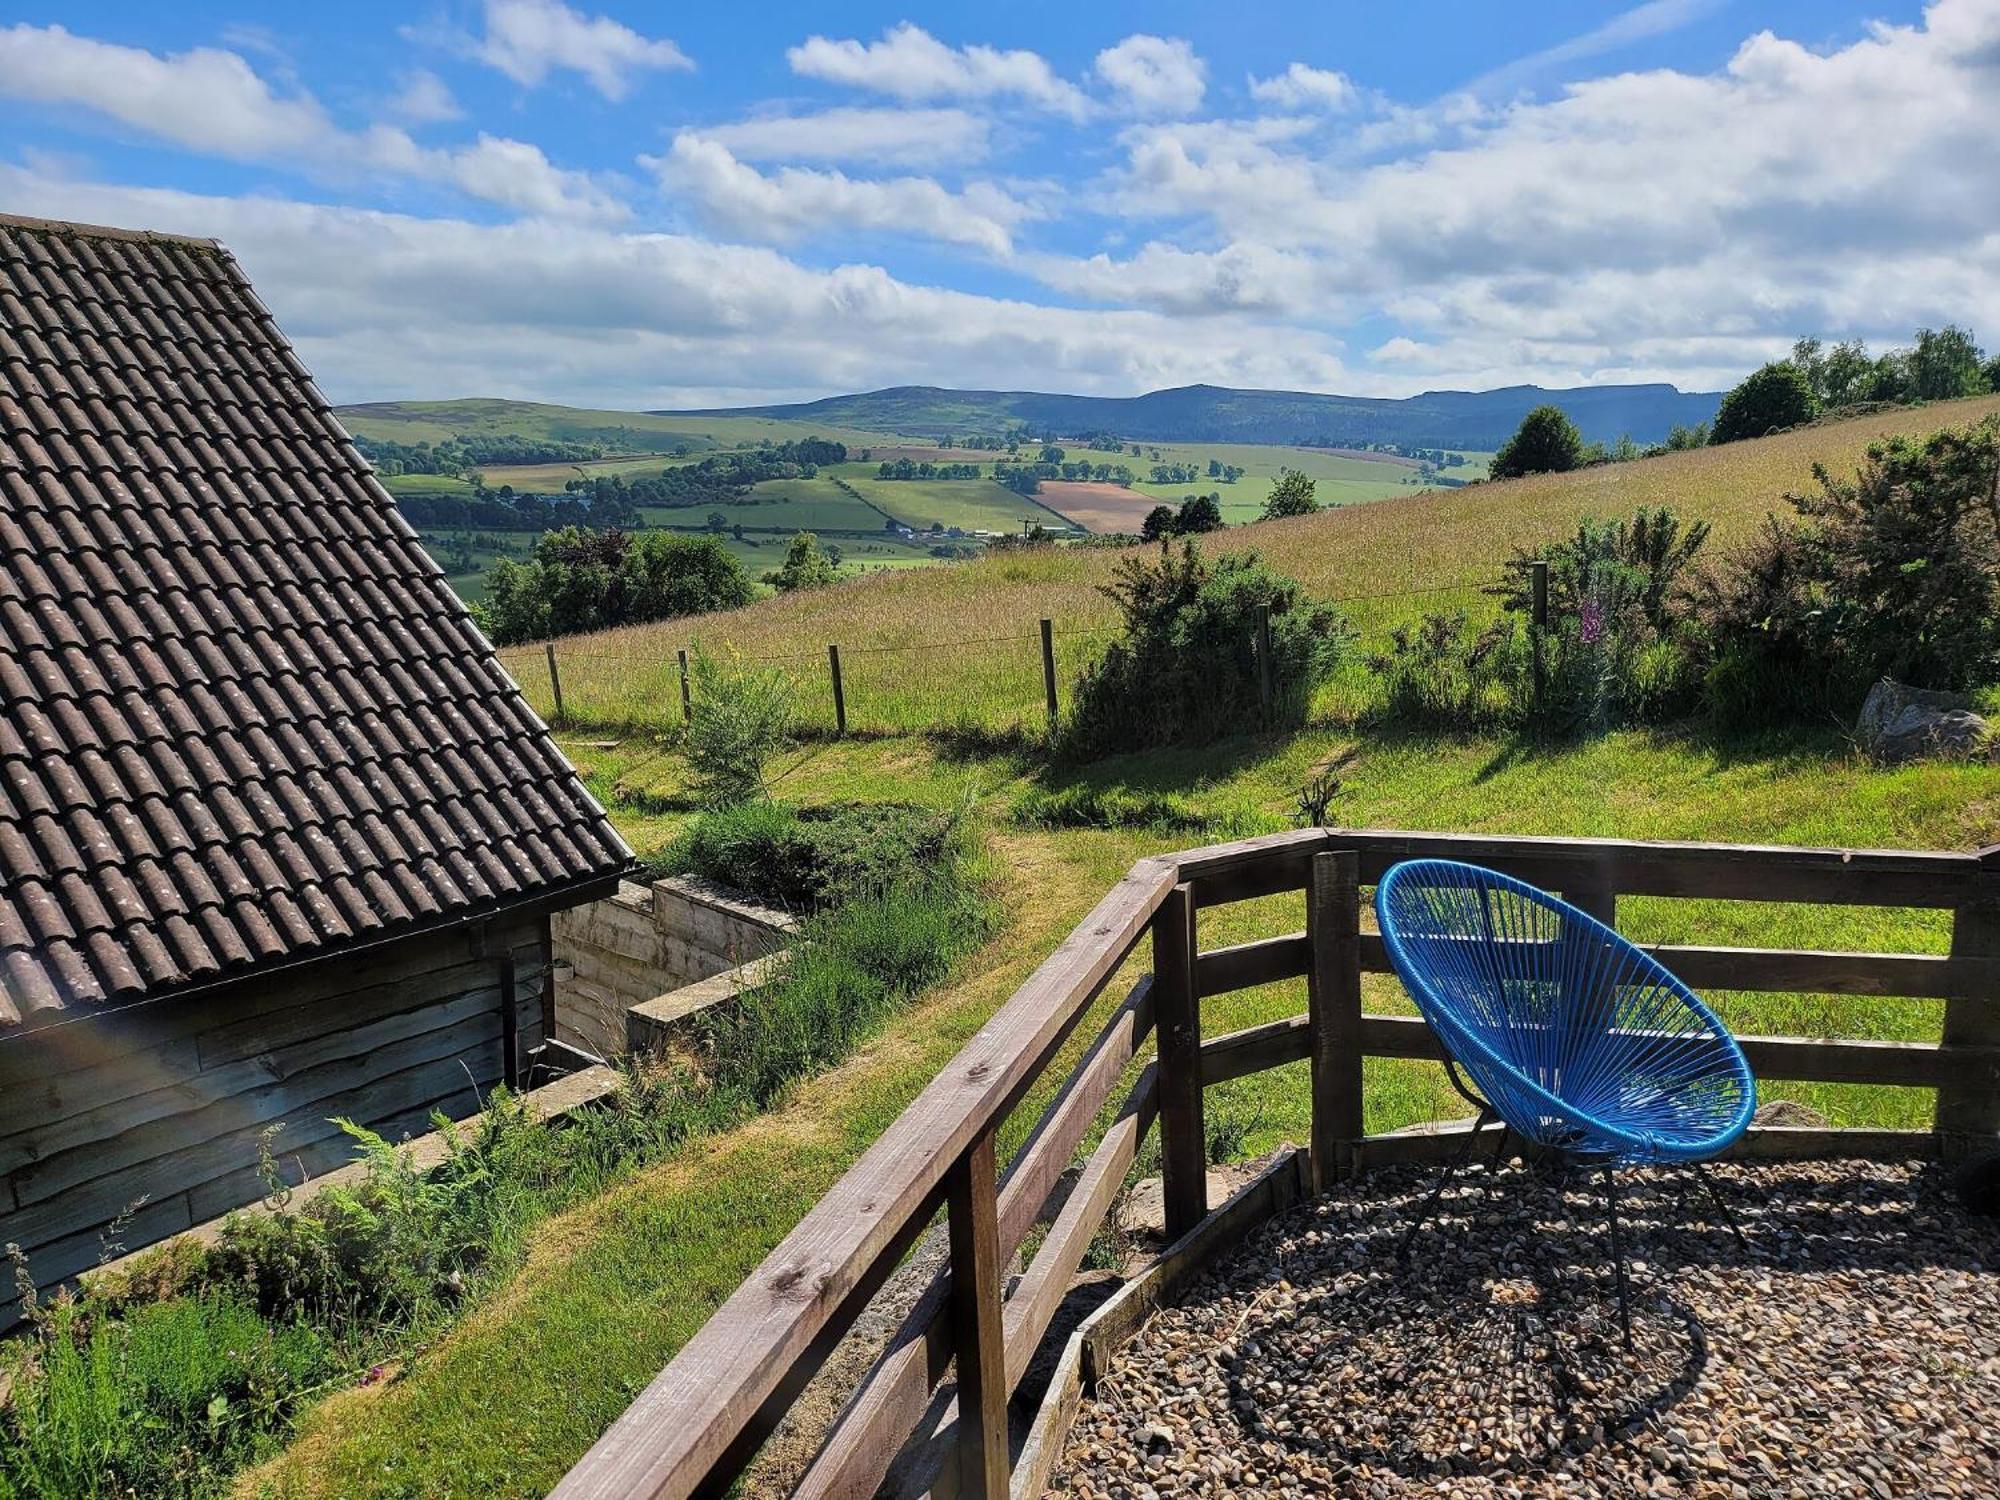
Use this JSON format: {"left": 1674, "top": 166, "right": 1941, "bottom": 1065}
{"left": 239, "top": 717, "right": 1999, "bottom": 1497}
{"left": 837, "top": 473, "right": 1072, "bottom": 535}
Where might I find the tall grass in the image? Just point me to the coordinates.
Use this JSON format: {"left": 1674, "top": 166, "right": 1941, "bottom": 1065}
{"left": 0, "top": 820, "right": 994, "bottom": 1500}
{"left": 498, "top": 397, "right": 2000, "bottom": 736}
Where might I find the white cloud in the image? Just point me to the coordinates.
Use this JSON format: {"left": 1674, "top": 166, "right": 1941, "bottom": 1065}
{"left": 1248, "top": 62, "right": 1357, "bottom": 111}
{"left": 386, "top": 69, "right": 463, "bottom": 125}
{"left": 1094, "top": 35, "right": 1206, "bottom": 117}
{"left": 693, "top": 107, "right": 991, "bottom": 167}
{"left": 1472, "top": 0, "right": 1728, "bottom": 97}
{"left": 653, "top": 136, "right": 1029, "bottom": 255}
{"left": 471, "top": 0, "right": 691, "bottom": 99}
{"left": 0, "top": 22, "right": 330, "bottom": 158}
{"left": 0, "top": 165, "right": 1362, "bottom": 406}
{"left": 1040, "top": 0, "right": 2000, "bottom": 391}
{"left": 787, "top": 23, "right": 1088, "bottom": 117}
{"left": 0, "top": 22, "right": 620, "bottom": 220}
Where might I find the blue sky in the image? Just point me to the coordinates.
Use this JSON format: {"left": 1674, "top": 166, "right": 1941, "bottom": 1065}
{"left": 2, "top": 1, "right": 1992, "bottom": 408}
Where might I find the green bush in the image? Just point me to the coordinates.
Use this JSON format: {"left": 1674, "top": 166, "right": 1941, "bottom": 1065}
{"left": 1061, "top": 543, "right": 1353, "bottom": 758}
{"left": 654, "top": 800, "right": 966, "bottom": 909}
{"left": 1494, "top": 508, "right": 1710, "bottom": 731}
{"left": 684, "top": 649, "right": 794, "bottom": 808}
{"left": 1367, "top": 612, "right": 1517, "bottom": 729}
{"left": 1698, "top": 416, "right": 2000, "bottom": 719}
{"left": 1009, "top": 784, "right": 1227, "bottom": 834}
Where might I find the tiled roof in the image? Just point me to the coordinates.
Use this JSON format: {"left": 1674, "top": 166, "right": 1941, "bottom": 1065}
{"left": 0, "top": 213, "right": 633, "bottom": 1030}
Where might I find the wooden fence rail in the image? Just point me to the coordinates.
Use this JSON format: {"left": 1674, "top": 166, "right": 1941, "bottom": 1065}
{"left": 553, "top": 828, "right": 2000, "bottom": 1500}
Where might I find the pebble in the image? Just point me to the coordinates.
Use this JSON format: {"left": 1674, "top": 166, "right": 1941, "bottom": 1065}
{"left": 1050, "top": 1159, "right": 1999, "bottom": 1498}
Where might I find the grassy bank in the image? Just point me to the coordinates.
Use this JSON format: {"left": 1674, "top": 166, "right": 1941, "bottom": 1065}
{"left": 230, "top": 716, "right": 1996, "bottom": 1496}
{"left": 495, "top": 396, "right": 2000, "bottom": 736}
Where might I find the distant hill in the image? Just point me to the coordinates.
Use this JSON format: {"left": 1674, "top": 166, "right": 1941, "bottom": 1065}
{"left": 658, "top": 381, "right": 1725, "bottom": 450}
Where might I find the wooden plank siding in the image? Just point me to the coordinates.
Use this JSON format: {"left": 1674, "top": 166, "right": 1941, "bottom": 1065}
{"left": 0, "top": 913, "right": 548, "bottom": 1324}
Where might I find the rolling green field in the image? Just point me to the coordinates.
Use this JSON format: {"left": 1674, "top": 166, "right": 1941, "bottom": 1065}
{"left": 380, "top": 470, "right": 477, "bottom": 499}
{"left": 1119, "top": 439, "right": 1481, "bottom": 520}
{"left": 641, "top": 477, "right": 895, "bottom": 534}
{"left": 338, "top": 397, "right": 920, "bottom": 457}
{"left": 835, "top": 472, "right": 1073, "bottom": 534}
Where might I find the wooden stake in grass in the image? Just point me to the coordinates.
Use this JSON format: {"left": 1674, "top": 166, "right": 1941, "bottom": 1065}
{"left": 677, "top": 648, "right": 692, "bottom": 724}
{"left": 545, "top": 642, "right": 565, "bottom": 725}
{"left": 1530, "top": 559, "right": 1550, "bottom": 711}
{"left": 1040, "top": 618, "right": 1058, "bottom": 734}
{"left": 828, "top": 644, "right": 847, "bottom": 737}
{"left": 1256, "top": 604, "right": 1275, "bottom": 724}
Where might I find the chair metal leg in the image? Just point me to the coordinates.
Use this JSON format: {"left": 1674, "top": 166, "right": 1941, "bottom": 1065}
{"left": 1692, "top": 1161, "right": 1749, "bottom": 1251}
{"left": 1397, "top": 1109, "right": 1493, "bottom": 1262}
{"left": 1603, "top": 1165, "right": 1633, "bottom": 1350}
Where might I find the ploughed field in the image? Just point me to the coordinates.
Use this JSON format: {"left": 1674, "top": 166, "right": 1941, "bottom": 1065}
{"left": 1056, "top": 1157, "right": 1999, "bottom": 1499}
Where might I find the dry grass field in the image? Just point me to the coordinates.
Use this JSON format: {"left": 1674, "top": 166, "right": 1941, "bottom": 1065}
{"left": 497, "top": 395, "right": 2000, "bottom": 734}
{"left": 1035, "top": 479, "right": 1160, "bottom": 532}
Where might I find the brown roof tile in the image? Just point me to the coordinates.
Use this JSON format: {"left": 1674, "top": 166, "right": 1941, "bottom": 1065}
{"left": 0, "top": 214, "right": 632, "bottom": 1028}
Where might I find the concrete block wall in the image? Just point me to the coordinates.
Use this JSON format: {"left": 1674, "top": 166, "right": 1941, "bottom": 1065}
{"left": 551, "top": 877, "right": 796, "bottom": 1059}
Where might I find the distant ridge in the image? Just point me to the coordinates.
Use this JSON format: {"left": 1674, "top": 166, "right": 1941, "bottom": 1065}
{"left": 657, "top": 381, "right": 1724, "bottom": 450}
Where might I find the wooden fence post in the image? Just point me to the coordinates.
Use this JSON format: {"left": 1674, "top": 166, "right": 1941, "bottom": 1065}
{"left": 1306, "top": 850, "right": 1362, "bottom": 1192}
{"left": 1530, "top": 559, "right": 1549, "bottom": 712}
{"left": 1255, "top": 605, "right": 1275, "bottom": 724}
{"left": 1939, "top": 848, "right": 2000, "bottom": 1158}
{"left": 677, "top": 648, "right": 692, "bottom": 725}
{"left": 1154, "top": 883, "right": 1207, "bottom": 1238}
{"left": 828, "top": 644, "right": 847, "bottom": 737}
{"left": 1040, "top": 618, "right": 1059, "bottom": 735}
{"left": 544, "top": 643, "right": 565, "bottom": 725}
{"left": 947, "top": 1131, "right": 1008, "bottom": 1499}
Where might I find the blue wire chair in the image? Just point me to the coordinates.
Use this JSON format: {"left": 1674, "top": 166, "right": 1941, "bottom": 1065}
{"left": 1375, "top": 859, "right": 1757, "bottom": 1342}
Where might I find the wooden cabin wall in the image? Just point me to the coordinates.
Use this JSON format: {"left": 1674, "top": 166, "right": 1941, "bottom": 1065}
{"left": 0, "top": 915, "right": 547, "bottom": 1324}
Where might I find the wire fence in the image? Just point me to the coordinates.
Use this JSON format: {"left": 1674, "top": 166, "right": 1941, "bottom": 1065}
{"left": 493, "top": 571, "right": 1505, "bottom": 741}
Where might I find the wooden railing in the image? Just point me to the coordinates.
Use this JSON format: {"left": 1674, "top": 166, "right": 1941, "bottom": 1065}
{"left": 552, "top": 829, "right": 2000, "bottom": 1500}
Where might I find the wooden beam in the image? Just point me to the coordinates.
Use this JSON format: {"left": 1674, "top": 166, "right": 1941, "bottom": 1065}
{"left": 793, "top": 980, "right": 1155, "bottom": 1500}
{"left": 946, "top": 1134, "right": 1008, "bottom": 1500}
{"left": 1939, "top": 867, "right": 2000, "bottom": 1156}
{"left": 1327, "top": 827, "right": 1993, "bottom": 908}
{"left": 1349, "top": 1119, "right": 1936, "bottom": 1170}
{"left": 1355, "top": 932, "right": 2000, "bottom": 1001}
{"left": 1001, "top": 1067, "right": 1157, "bottom": 1390}
{"left": 1153, "top": 884, "right": 1206, "bottom": 1239}
{"left": 551, "top": 857, "right": 1174, "bottom": 1500}
{"left": 1307, "top": 850, "right": 1362, "bottom": 1190}
{"left": 1194, "top": 933, "right": 1309, "bottom": 997}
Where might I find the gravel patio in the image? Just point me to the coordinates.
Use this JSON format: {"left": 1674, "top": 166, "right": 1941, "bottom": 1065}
{"left": 1053, "top": 1157, "right": 1998, "bottom": 1498}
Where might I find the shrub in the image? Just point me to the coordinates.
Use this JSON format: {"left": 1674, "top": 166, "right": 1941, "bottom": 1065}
{"left": 1710, "top": 361, "right": 1817, "bottom": 444}
{"left": 1368, "top": 612, "right": 1517, "bottom": 729}
{"left": 1060, "top": 543, "right": 1353, "bottom": 758}
{"left": 1491, "top": 507, "right": 1711, "bottom": 729}
{"left": 655, "top": 800, "right": 966, "bottom": 909}
{"left": 683, "top": 649, "right": 794, "bottom": 808}
{"left": 1009, "top": 784, "right": 1227, "bottom": 834}
{"left": 1490, "top": 405, "right": 1583, "bottom": 479}
{"left": 1699, "top": 416, "right": 2000, "bottom": 719}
